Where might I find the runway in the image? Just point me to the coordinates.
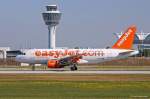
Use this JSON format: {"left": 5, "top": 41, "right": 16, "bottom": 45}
{"left": 0, "top": 70, "right": 150, "bottom": 74}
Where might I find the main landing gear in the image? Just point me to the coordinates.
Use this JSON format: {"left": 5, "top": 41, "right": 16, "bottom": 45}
{"left": 70, "top": 63, "right": 78, "bottom": 71}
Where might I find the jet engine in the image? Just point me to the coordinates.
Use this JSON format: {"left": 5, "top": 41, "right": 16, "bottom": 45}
{"left": 47, "top": 60, "right": 60, "bottom": 68}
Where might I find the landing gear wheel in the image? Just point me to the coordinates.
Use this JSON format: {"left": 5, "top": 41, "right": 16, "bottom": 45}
{"left": 70, "top": 64, "right": 78, "bottom": 71}
{"left": 74, "top": 66, "right": 77, "bottom": 70}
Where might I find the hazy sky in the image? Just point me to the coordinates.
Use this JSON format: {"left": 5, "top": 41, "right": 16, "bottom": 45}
{"left": 0, "top": 0, "right": 150, "bottom": 49}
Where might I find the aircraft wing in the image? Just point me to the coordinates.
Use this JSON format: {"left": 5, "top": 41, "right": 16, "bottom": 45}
{"left": 58, "top": 54, "right": 83, "bottom": 66}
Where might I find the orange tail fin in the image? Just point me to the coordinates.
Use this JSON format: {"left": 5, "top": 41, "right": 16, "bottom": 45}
{"left": 112, "top": 25, "right": 136, "bottom": 49}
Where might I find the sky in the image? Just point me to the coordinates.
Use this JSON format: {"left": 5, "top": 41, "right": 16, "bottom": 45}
{"left": 0, "top": 0, "right": 150, "bottom": 49}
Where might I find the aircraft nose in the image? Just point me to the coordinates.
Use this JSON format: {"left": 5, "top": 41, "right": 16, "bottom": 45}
{"left": 15, "top": 55, "right": 21, "bottom": 62}
{"left": 15, "top": 55, "right": 24, "bottom": 62}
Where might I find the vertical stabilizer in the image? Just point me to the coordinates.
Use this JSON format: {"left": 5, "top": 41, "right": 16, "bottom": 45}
{"left": 112, "top": 25, "right": 136, "bottom": 49}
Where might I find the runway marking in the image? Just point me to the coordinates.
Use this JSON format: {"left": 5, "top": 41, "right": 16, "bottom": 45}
{"left": 0, "top": 71, "right": 150, "bottom": 74}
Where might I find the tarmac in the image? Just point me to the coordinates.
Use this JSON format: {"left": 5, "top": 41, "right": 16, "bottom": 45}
{"left": 0, "top": 70, "right": 150, "bottom": 74}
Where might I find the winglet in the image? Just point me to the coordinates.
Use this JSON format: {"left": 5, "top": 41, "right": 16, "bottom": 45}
{"left": 112, "top": 25, "right": 136, "bottom": 49}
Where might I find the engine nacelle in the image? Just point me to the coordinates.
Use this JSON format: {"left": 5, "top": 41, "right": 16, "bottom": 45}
{"left": 47, "top": 60, "right": 60, "bottom": 68}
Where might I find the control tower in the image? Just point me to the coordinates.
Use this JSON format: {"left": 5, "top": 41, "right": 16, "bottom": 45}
{"left": 42, "top": 5, "right": 61, "bottom": 49}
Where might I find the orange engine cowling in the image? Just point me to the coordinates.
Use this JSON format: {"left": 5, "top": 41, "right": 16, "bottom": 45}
{"left": 47, "top": 60, "right": 60, "bottom": 68}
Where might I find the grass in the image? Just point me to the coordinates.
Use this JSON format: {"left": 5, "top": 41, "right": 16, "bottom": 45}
{"left": 0, "top": 74, "right": 150, "bottom": 99}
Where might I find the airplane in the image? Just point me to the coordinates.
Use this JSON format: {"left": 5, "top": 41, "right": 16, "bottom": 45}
{"left": 15, "top": 25, "right": 139, "bottom": 71}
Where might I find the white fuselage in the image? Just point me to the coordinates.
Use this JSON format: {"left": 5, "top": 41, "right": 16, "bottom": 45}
{"left": 16, "top": 49, "right": 138, "bottom": 64}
